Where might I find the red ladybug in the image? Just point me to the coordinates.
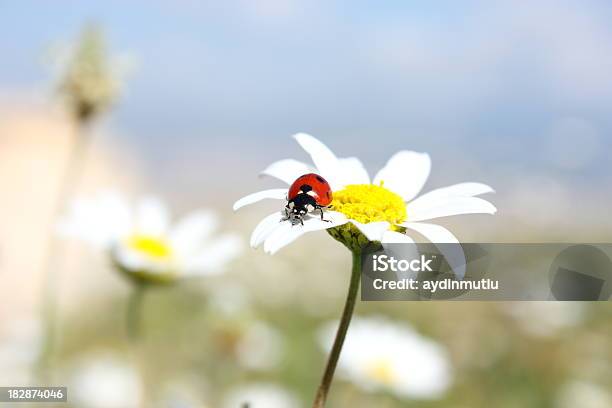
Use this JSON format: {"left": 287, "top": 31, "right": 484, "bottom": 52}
{"left": 284, "top": 173, "right": 333, "bottom": 225}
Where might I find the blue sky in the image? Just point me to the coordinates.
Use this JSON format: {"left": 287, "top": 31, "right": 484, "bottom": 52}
{"left": 2, "top": 0, "right": 612, "bottom": 191}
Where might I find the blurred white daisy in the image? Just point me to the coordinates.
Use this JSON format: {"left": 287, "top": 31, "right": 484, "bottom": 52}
{"left": 68, "top": 353, "right": 142, "bottom": 408}
{"left": 234, "top": 133, "right": 495, "bottom": 278}
{"left": 223, "top": 383, "right": 300, "bottom": 408}
{"left": 503, "top": 302, "right": 585, "bottom": 338}
{"left": 318, "top": 317, "right": 452, "bottom": 400}
{"left": 54, "top": 25, "right": 124, "bottom": 124}
{"left": 0, "top": 318, "right": 41, "bottom": 386}
{"left": 556, "top": 380, "right": 612, "bottom": 408}
{"left": 59, "top": 191, "right": 242, "bottom": 284}
{"left": 235, "top": 321, "right": 284, "bottom": 371}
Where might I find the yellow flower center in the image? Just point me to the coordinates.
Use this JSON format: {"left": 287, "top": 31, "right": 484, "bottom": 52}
{"left": 331, "top": 183, "right": 407, "bottom": 224}
{"left": 365, "top": 358, "right": 396, "bottom": 385}
{"left": 125, "top": 235, "right": 173, "bottom": 259}
{"left": 326, "top": 183, "right": 407, "bottom": 252}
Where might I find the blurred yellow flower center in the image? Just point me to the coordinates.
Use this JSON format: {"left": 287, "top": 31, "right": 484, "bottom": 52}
{"left": 331, "top": 183, "right": 406, "bottom": 224}
{"left": 366, "top": 359, "right": 396, "bottom": 384}
{"left": 126, "top": 235, "right": 172, "bottom": 259}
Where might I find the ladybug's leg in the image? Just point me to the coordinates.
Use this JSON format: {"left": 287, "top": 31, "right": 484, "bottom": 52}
{"left": 317, "top": 205, "right": 331, "bottom": 222}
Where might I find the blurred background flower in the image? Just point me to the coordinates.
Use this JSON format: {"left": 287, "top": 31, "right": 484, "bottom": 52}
{"left": 502, "top": 302, "right": 586, "bottom": 338}
{"left": 66, "top": 353, "right": 142, "bottom": 408}
{"left": 556, "top": 380, "right": 612, "bottom": 408}
{"left": 319, "top": 316, "right": 452, "bottom": 400}
{"left": 59, "top": 191, "right": 242, "bottom": 283}
{"left": 0, "top": 318, "right": 41, "bottom": 386}
{"left": 37, "top": 23, "right": 129, "bottom": 376}
{"left": 54, "top": 25, "right": 122, "bottom": 124}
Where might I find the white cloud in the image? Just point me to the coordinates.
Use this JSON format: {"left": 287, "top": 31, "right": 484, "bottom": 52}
{"left": 360, "top": 0, "right": 612, "bottom": 117}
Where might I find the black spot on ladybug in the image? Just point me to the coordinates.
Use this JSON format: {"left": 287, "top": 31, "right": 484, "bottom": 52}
{"left": 315, "top": 175, "right": 325, "bottom": 182}
{"left": 300, "top": 184, "right": 313, "bottom": 193}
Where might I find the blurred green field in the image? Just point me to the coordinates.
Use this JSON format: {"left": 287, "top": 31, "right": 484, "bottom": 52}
{"left": 42, "top": 231, "right": 611, "bottom": 408}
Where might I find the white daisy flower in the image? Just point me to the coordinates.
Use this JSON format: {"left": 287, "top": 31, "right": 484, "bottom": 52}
{"left": 556, "top": 380, "right": 612, "bottom": 408}
{"left": 59, "top": 191, "right": 242, "bottom": 284}
{"left": 68, "top": 354, "right": 142, "bottom": 408}
{"left": 319, "top": 317, "right": 452, "bottom": 400}
{"left": 234, "top": 133, "right": 495, "bottom": 278}
{"left": 503, "top": 302, "right": 585, "bottom": 338}
{"left": 0, "top": 318, "right": 41, "bottom": 386}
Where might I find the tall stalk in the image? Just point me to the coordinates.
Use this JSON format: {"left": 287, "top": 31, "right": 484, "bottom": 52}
{"left": 312, "top": 250, "right": 361, "bottom": 408}
{"left": 38, "top": 122, "right": 91, "bottom": 377}
{"left": 126, "top": 284, "right": 146, "bottom": 341}
{"left": 37, "top": 25, "right": 119, "bottom": 379}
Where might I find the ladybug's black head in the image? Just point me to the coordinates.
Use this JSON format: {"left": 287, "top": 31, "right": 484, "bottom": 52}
{"left": 285, "top": 193, "right": 316, "bottom": 225}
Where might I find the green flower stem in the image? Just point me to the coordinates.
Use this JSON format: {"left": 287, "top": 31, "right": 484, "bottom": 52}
{"left": 126, "top": 283, "right": 150, "bottom": 408}
{"left": 312, "top": 250, "right": 361, "bottom": 408}
{"left": 38, "top": 122, "right": 91, "bottom": 379}
{"left": 127, "top": 284, "right": 146, "bottom": 341}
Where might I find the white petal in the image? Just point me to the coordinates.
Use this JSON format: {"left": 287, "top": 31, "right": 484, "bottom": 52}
{"left": 319, "top": 210, "right": 349, "bottom": 227}
{"left": 292, "top": 133, "right": 342, "bottom": 190}
{"left": 408, "top": 196, "right": 497, "bottom": 222}
{"left": 101, "top": 193, "right": 133, "bottom": 239}
{"left": 402, "top": 222, "right": 466, "bottom": 280}
{"left": 373, "top": 151, "right": 431, "bottom": 201}
{"left": 412, "top": 182, "right": 494, "bottom": 204}
{"left": 381, "top": 231, "right": 419, "bottom": 280}
{"left": 233, "top": 189, "right": 287, "bottom": 211}
{"left": 337, "top": 157, "right": 370, "bottom": 186}
{"left": 169, "top": 210, "right": 218, "bottom": 255}
{"left": 350, "top": 221, "right": 390, "bottom": 242}
{"left": 250, "top": 212, "right": 285, "bottom": 248}
{"left": 113, "top": 244, "right": 173, "bottom": 274}
{"left": 381, "top": 230, "right": 416, "bottom": 244}
{"left": 260, "top": 159, "right": 314, "bottom": 185}
{"left": 135, "top": 197, "right": 170, "bottom": 236}
{"left": 183, "top": 234, "right": 242, "bottom": 276}
{"left": 113, "top": 246, "right": 145, "bottom": 271}
{"left": 58, "top": 192, "right": 132, "bottom": 248}
{"left": 262, "top": 211, "right": 348, "bottom": 255}
{"left": 113, "top": 247, "right": 144, "bottom": 271}
{"left": 262, "top": 223, "right": 307, "bottom": 255}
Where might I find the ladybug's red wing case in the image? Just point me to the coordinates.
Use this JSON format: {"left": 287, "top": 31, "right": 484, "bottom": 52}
{"left": 284, "top": 173, "right": 333, "bottom": 225}
{"left": 311, "top": 174, "right": 333, "bottom": 206}
{"left": 287, "top": 174, "right": 309, "bottom": 201}
{"left": 287, "top": 173, "right": 333, "bottom": 206}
